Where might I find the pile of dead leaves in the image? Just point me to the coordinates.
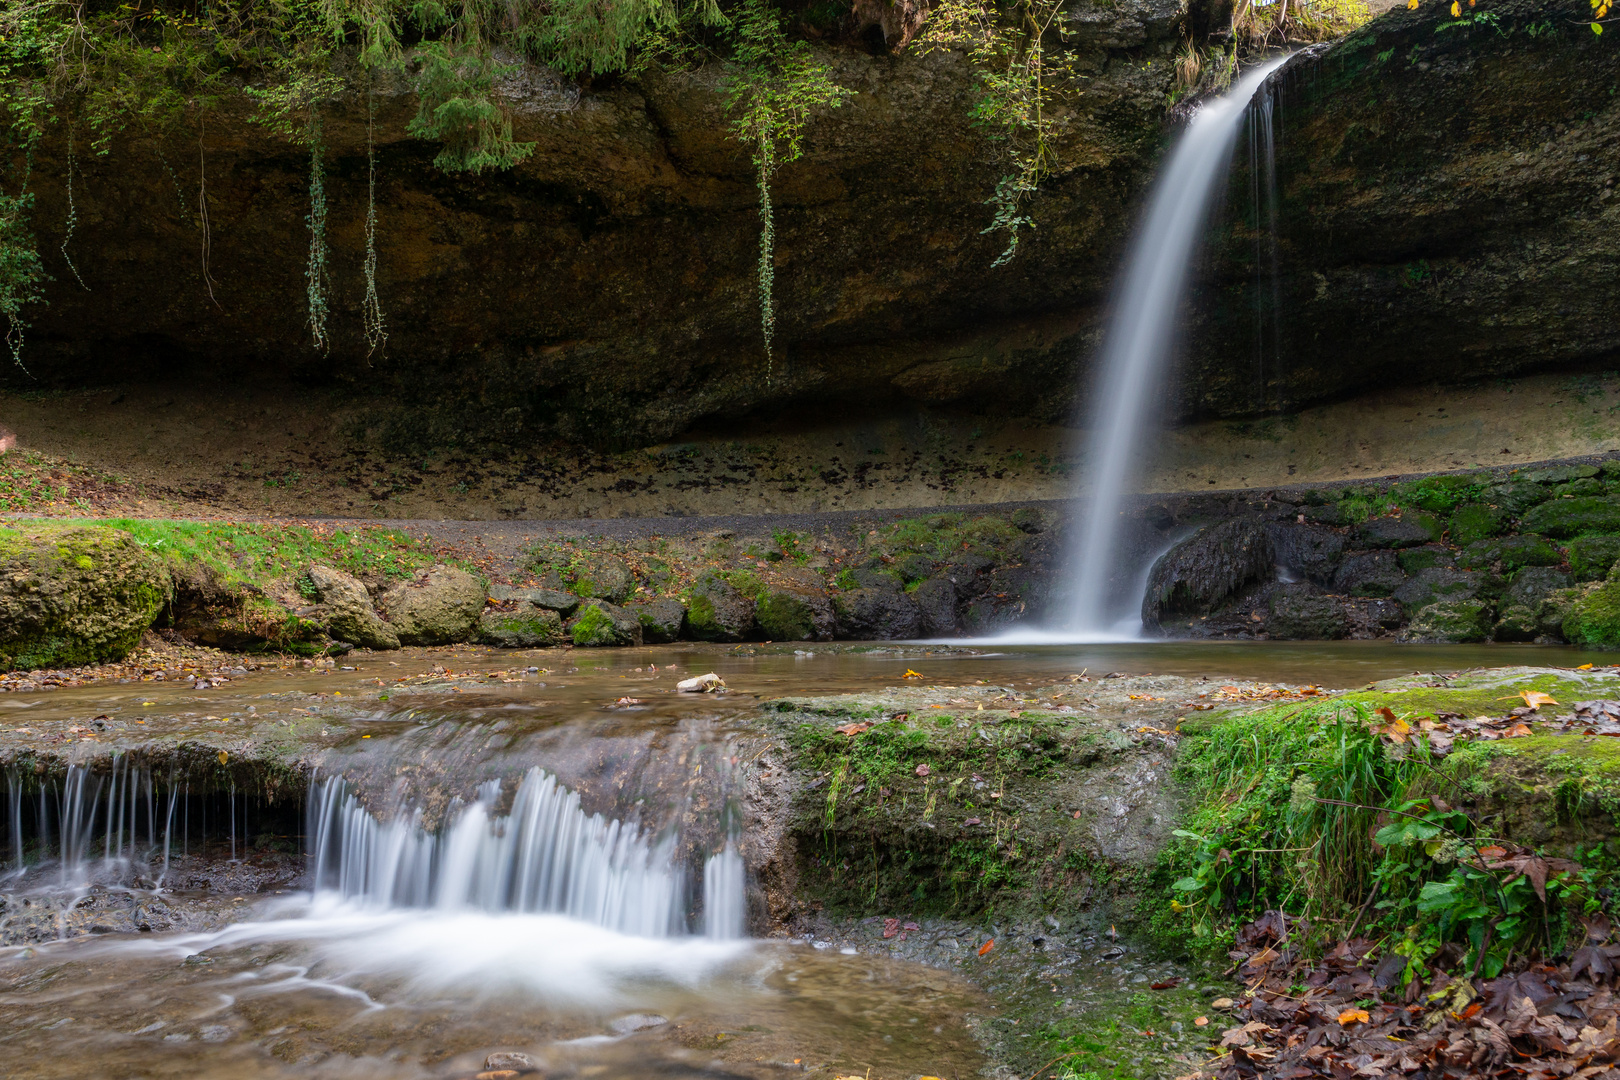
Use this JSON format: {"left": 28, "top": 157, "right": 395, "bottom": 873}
{"left": 1186, "top": 910, "right": 1620, "bottom": 1079}
{"left": 1182, "top": 685, "right": 1328, "bottom": 711}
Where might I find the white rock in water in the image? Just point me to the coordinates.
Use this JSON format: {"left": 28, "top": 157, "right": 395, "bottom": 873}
{"left": 676, "top": 672, "right": 725, "bottom": 693}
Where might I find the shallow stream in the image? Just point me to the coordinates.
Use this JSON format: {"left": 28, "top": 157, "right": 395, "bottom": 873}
{"left": 0, "top": 639, "right": 1590, "bottom": 1078}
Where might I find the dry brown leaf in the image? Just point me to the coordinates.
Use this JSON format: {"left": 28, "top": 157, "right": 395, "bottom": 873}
{"left": 1522, "top": 690, "right": 1560, "bottom": 709}
{"left": 1338, "top": 1008, "right": 1370, "bottom": 1026}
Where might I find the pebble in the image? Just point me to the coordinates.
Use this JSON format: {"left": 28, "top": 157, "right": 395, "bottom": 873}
{"left": 483, "top": 1052, "right": 539, "bottom": 1073}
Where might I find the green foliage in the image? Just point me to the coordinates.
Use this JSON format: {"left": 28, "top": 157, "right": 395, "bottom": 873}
{"left": 721, "top": 0, "right": 850, "bottom": 376}
{"left": 88, "top": 518, "right": 443, "bottom": 586}
{"left": 407, "top": 43, "right": 535, "bottom": 172}
{"left": 919, "top": 0, "right": 1074, "bottom": 265}
{"left": 305, "top": 114, "right": 331, "bottom": 352}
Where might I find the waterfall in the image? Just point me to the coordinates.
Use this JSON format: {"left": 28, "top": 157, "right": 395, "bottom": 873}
{"left": 1249, "top": 78, "right": 1283, "bottom": 407}
{"left": 3, "top": 760, "right": 175, "bottom": 888}
{"left": 1063, "top": 57, "right": 1292, "bottom": 636}
{"left": 308, "top": 767, "right": 747, "bottom": 939}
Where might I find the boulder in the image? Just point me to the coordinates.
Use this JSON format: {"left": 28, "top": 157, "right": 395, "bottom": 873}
{"left": 489, "top": 584, "right": 580, "bottom": 615}
{"left": 894, "top": 553, "right": 937, "bottom": 583}
{"left": 563, "top": 554, "right": 635, "bottom": 604}
{"left": 1562, "top": 566, "right": 1620, "bottom": 648}
{"left": 848, "top": 567, "right": 905, "bottom": 591}
{"left": 1480, "top": 481, "right": 1552, "bottom": 516}
{"left": 1393, "top": 568, "right": 1482, "bottom": 615}
{"left": 0, "top": 526, "right": 171, "bottom": 671}
{"left": 1265, "top": 583, "right": 1347, "bottom": 640}
{"left": 377, "top": 565, "right": 486, "bottom": 645}
{"left": 477, "top": 606, "right": 563, "bottom": 647}
{"left": 1538, "top": 588, "right": 1587, "bottom": 641}
{"left": 1504, "top": 566, "right": 1573, "bottom": 611}
{"left": 1456, "top": 534, "right": 1561, "bottom": 571}
{"left": 834, "top": 588, "right": 922, "bottom": 640}
{"left": 1568, "top": 535, "right": 1620, "bottom": 582}
{"left": 1447, "top": 503, "right": 1507, "bottom": 546}
{"left": 1398, "top": 600, "right": 1491, "bottom": 644}
{"left": 1524, "top": 464, "right": 1600, "bottom": 484}
{"left": 569, "top": 600, "right": 643, "bottom": 646}
{"left": 308, "top": 565, "right": 400, "bottom": 650}
{"left": 1267, "top": 522, "right": 1345, "bottom": 585}
{"left": 686, "top": 574, "right": 756, "bottom": 642}
{"left": 1396, "top": 545, "right": 1455, "bottom": 574}
{"left": 1141, "top": 519, "right": 1272, "bottom": 627}
{"left": 914, "top": 576, "right": 959, "bottom": 637}
{"left": 1358, "top": 513, "right": 1443, "bottom": 549}
{"left": 1554, "top": 478, "right": 1605, "bottom": 499}
{"left": 1332, "top": 550, "right": 1406, "bottom": 598}
{"left": 1494, "top": 605, "right": 1538, "bottom": 643}
{"left": 1521, "top": 497, "right": 1620, "bottom": 539}
{"left": 755, "top": 586, "right": 834, "bottom": 641}
{"left": 631, "top": 598, "right": 687, "bottom": 643}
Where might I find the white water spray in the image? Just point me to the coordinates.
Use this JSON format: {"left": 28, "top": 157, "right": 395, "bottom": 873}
{"left": 1062, "top": 57, "right": 1291, "bottom": 637}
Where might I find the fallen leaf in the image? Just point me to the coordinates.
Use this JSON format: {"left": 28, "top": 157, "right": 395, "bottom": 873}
{"left": 1505, "top": 722, "right": 1533, "bottom": 738}
{"left": 217, "top": 750, "right": 229, "bottom": 765}
{"left": 963, "top": 817, "right": 982, "bottom": 826}
{"left": 1194, "top": 1016, "right": 1209, "bottom": 1027}
{"left": 1522, "top": 690, "right": 1559, "bottom": 709}
{"left": 903, "top": 669, "right": 924, "bottom": 679}
{"left": 1578, "top": 663, "right": 1595, "bottom": 671}
{"left": 915, "top": 764, "right": 931, "bottom": 777}
{"left": 978, "top": 939, "right": 995, "bottom": 956}
{"left": 834, "top": 722, "right": 871, "bottom": 736}
{"left": 1338, "top": 1008, "right": 1370, "bottom": 1026}
{"left": 1151, "top": 978, "right": 1181, "bottom": 990}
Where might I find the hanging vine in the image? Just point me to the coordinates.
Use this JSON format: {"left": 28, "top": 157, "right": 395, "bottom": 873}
{"left": 721, "top": 0, "right": 850, "bottom": 379}
{"left": 59, "top": 122, "right": 88, "bottom": 291}
{"left": 362, "top": 86, "right": 387, "bottom": 356}
{"left": 305, "top": 112, "right": 331, "bottom": 354}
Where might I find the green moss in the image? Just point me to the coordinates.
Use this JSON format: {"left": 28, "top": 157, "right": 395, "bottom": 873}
{"left": 1400, "top": 599, "right": 1490, "bottom": 643}
{"left": 1392, "top": 473, "right": 1488, "bottom": 514}
{"left": 570, "top": 603, "right": 618, "bottom": 646}
{"left": 1449, "top": 502, "right": 1507, "bottom": 545}
{"left": 1564, "top": 572, "right": 1620, "bottom": 648}
{"left": 1521, "top": 497, "right": 1620, "bottom": 539}
{"left": 756, "top": 590, "right": 814, "bottom": 640}
{"left": 1569, "top": 535, "right": 1620, "bottom": 581}
{"left": 1457, "top": 533, "right": 1561, "bottom": 571}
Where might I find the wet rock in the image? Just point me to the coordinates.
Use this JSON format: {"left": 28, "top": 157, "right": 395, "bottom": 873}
{"left": 307, "top": 565, "right": 400, "bottom": 650}
{"left": 1265, "top": 583, "right": 1347, "bottom": 640}
{"left": 378, "top": 566, "right": 486, "bottom": 645}
{"left": 630, "top": 598, "right": 687, "bottom": 643}
{"left": 686, "top": 573, "right": 756, "bottom": 642}
{"left": 1504, "top": 566, "right": 1573, "bottom": 611}
{"left": 1141, "top": 519, "right": 1272, "bottom": 628}
{"left": 1303, "top": 504, "right": 1347, "bottom": 526}
{"left": 169, "top": 560, "right": 317, "bottom": 653}
{"left": 568, "top": 600, "right": 643, "bottom": 647}
{"left": 1555, "top": 478, "right": 1605, "bottom": 499}
{"left": 1521, "top": 496, "right": 1620, "bottom": 539}
{"left": 1332, "top": 550, "right": 1406, "bottom": 598}
{"left": 1563, "top": 567, "right": 1620, "bottom": 648}
{"left": 1358, "top": 513, "right": 1442, "bottom": 549}
{"left": 756, "top": 586, "right": 833, "bottom": 642}
{"left": 1397, "top": 545, "right": 1455, "bottom": 574}
{"left": 489, "top": 584, "right": 580, "bottom": 615}
{"left": 0, "top": 525, "right": 171, "bottom": 671}
{"left": 894, "top": 553, "right": 937, "bottom": 583}
{"left": 1568, "top": 535, "right": 1620, "bottom": 581}
{"left": 849, "top": 567, "right": 905, "bottom": 591}
{"left": 1393, "top": 568, "right": 1482, "bottom": 615}
{"left": 607, "top": 1014, "right": 667, "bottom": 1034}
{"left": 1481, "top": 481, "right": 1553, "bottom": 516}
{"left": 834, "top": 588, "right": 922, "bottom": 640}
{"left": 1525, "top": 464, "right": 1600, "bottom": 484}
{"left": 1268, "top": 522, "right": 1345, "bottom": 585}
{"left": 477, "top": 606, "right": 563, "bottom": 648}
{"left": 1494, "top": 604, "right": 1538, "bottom": 642}
{"left": 914, "top": 576, "right": 959, "bottom": 637}
{"left": 1399, "top": 600, "right": 1491, "bottom": 643}
{"left": 1538, "top": 588, "right": 1586, "bottom": 641}
{"left": 1448, "top": 502, "right": 1508, "bottom": 546}
{"left": 1456, "top": 534, "right": 1561, "bottom": 572}
{"left": 559, "top": 554, "right": 634, "bottom": 604}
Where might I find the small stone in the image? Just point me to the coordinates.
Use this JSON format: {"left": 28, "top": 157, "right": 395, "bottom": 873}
{"left": 483, "top": 1051, "right": 540, "bottom": 1072}
{"left": 676, "top": 672, "right": 725, "bottom": 693}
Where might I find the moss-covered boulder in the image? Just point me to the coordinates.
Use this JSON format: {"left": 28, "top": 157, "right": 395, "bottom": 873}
{"left": 569, "top": 600, "right": 642, "bottom": 646}
{"left": 627, "top": 598, "right": 685, "bottom": 643}
{"left": 1563, "top": 567, "right": 1620, "bottom": 648}
{"left": 686, "top": 573, "right": 756, "bottom": 642}
{"left": 1393, "top": 568, "right": 1483, "bottom": 615}
{"left": 1398, "top": 600, "right": 1491, "bottom": 643}
{"left": 1481, "top": 481, "right": 1552, "bottom": 516}
{"left": 1396, "top": 545, "right": 1454, "bottom": 574}
{"left": 308, "top": 565, "right": 399, "bottom": 650}
{"left": 1504, "top": 566, "right": 1573, "bottom": 612}
{"left": 378, "top": 565, "right": 485, "bottom": 645}
{"left": 1494, "top": 604, "right": 1539, "bottom": 642}
{"left": 0, "top": 525, "right": 170, "bottom": 671}
{"left": 1538, "top": 588, "right": 1587, "bottom": 641}
{"left": 477, "top": 606, "right": 564, "bottom": 647}
{"left": 1448, "top": 503, "right": 1507, "bottom": 546}
{"left": 563, "top": 554, "right": 634, "bottom": 604}
{"left": 1332, "top": 550, "right": 1407, "bottom": 597}
{"left": 834, "top": 587, "right": 922, "bottom": 640}
{"left": 1569, "top": 535, "right": 1620, "bottom": 582}
{"left": 1359, "top": 513, "right": 1442, "bottom": 549}
{"left": 1265, "top": 583, "right": 1346, "bottom": 640}
{"left": 1521, "top": 497, "right": 1620, "bottom": 539}
{"left": 1456, "top": 534, "right": 1561, "bottom": 572}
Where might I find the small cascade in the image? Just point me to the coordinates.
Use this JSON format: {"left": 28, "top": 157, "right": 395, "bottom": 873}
{"left": 308, "top": 767, "right": 746, "bottom": 939}
{"left": 1063, "top": 56, "right": 1292, "bottom": 637}
{"left": 3, "top": 760, "right": 176, "bottom": 888}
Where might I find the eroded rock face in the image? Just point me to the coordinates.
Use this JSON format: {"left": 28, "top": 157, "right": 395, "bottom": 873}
{"left": 378, "top": 566, "right": 486, "bottom": 645}
{"left": 1141, "top": 519, "right": 1272, "bottom": 629}
{"left": 0, "top": 526, "right": 170, "bottom": 670}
